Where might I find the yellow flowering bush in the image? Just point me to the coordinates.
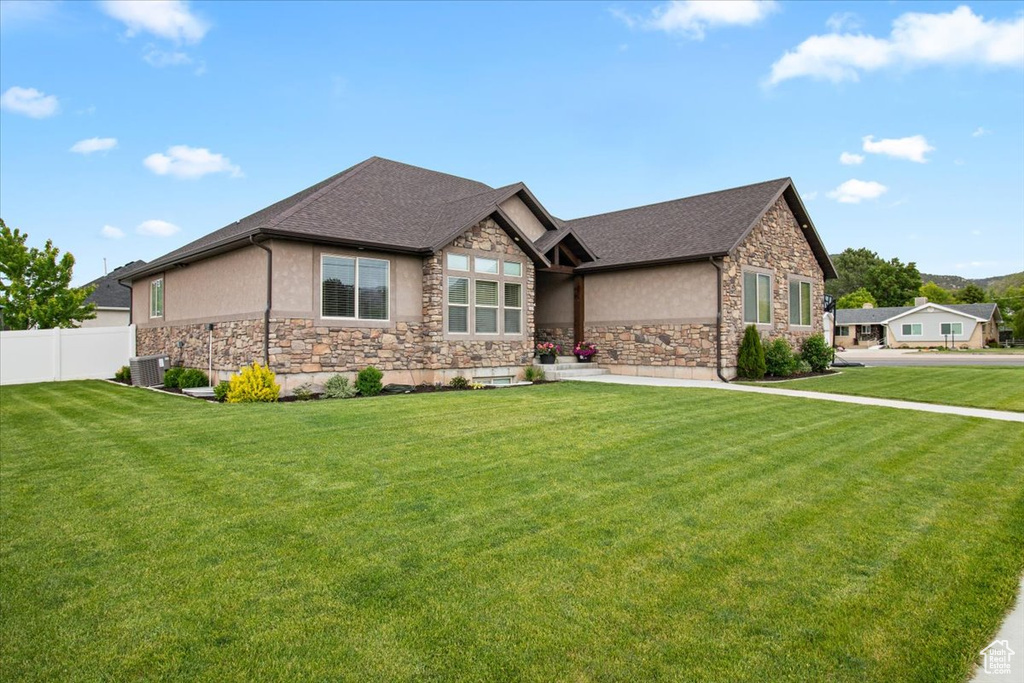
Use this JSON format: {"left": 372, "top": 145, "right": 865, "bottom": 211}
{"left": 225, "top": 362, "right": 280, "bottom": 403}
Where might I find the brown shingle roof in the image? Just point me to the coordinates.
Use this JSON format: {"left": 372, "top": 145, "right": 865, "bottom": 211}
{"left": 564, "top": 178, "right": 835, "bottom": 277}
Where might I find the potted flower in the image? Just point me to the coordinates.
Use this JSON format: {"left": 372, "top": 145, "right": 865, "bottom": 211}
{"left": 536, "top": 342, "right": 560, "bottom": 364}
{"left": 574, "top": 340, "right": 597, "bottom": 363}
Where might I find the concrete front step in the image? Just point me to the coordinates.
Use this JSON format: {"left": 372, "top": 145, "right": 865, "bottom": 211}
{"left": 544, "top": 367, "right": 610, "bottom": 381}
{"left": 534, "top": 362, "right": 600, "bottom": 371}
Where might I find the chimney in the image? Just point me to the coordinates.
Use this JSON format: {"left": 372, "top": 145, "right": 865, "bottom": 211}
{"left": 914, "top": 297, "right": 928, "bottom": 306}
{"left": 862, "top": 302, "right": 874, "bottom": 309}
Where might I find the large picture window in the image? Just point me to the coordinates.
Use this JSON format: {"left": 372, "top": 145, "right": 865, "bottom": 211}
{"left": 445, "top": 252, "right": 525, "bottom": 336}
{"left": 321, "top": 255, "right": 389, "bottom": 320}
{"left": 150, "top": 278, "right": 163, "bottom": 318}
{"left": 743, "top": 272, "right": 772, "bottom": 324}
{"left": 789, "top": 280, "right": 812, "bottom": 326}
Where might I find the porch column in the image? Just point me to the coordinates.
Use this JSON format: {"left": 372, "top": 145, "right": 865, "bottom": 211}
{"left": 573, "top": 275, "right": 585, "bottom": 346}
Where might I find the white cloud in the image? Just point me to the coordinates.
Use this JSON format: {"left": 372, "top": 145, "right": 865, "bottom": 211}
{"left": 839, "top": 152, "right": 864, "bottom": 165}
{"left": 100, "top": 0, "right": 209, "bottom": 43}
{"left": 143, "top": 47, "right": 192, "bottom": 67}
{"left": 615, "top": 0, "right": 777, "bottom": 40}
{"left": 825, "top": 12, "right": 862, "bottom": 33}
{"left": 136, "top": 219, "right": 180, "bottom": 237}
{"left": 143, "top": 145, "right": 242, "bottom": 179}
{"left": 862, "top": 134, "right": 935, "bottom": 163}
{"left": 0, "top": 86, "right": 59, "bottom": 118}
{"left": 100, "top": 225, "right": 125, "bottom": 239}
{"left": 972, "top": 126, "right": 991, "bottom": 137}
{"left": 70, "top": 137, "right": 118, "bottom": 154}
{"left": 767, "top": 6, "right": 1024, "bottom": 86}
{"left": 827, "top": 179, "right": 888, "bottom": 204}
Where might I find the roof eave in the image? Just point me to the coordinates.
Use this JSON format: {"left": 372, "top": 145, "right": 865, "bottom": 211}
{"left": 575, "top": 251, "right": 729, "bottom": 274}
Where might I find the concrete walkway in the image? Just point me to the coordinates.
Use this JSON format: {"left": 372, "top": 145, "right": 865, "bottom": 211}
{"left": 569, "top": 374, "right": 1024, "bottom": 423}
{"left": 972, "top": 575, "right": 1024, "bottom": 681}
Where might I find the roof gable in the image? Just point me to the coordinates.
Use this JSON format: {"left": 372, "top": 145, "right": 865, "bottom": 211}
{"left": 84, "top": 260, "right": 145, "bottom": 308}
{"left": 566, "top": 178, "right": 836, "bottom": 277}
{"left": 882, "top": 302, "right": 989, "bottom": 324}
{"left": 836, "top": 302, "right": 999, "bottom": 325}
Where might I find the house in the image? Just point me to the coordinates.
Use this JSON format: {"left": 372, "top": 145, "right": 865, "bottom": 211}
{"left": 834, "top": 299, "right": 1001, "bottom": 349}
{"left": 80, "top": 260, "right": 145, "bottom": 328}
{"left": 119, "top": 157, "right": 835, "bottom": 390}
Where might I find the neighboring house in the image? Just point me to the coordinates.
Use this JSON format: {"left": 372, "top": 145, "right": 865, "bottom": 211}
{"left": 119, "top": 157, "right": 835, "bottom": 390}
{"left": 834, "top": 299, "right": 1001, "bottom": 349}
{"left": 80, "top": 260, "right": 145, "bottom": 328}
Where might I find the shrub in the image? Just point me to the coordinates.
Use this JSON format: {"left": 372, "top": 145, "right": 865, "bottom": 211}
{"left": 177, "top": 368, "right": 209, "bottom": 389}
{"left": 356, "top": 366, "right": 384, "bottom": 397}
{"left": 521, "top": 365, "right": 545, "bottom": 382}
{"left": 292, "top": 382, "right": 315, "bottom": 401}
{"left": 449, "top": 376, "right": 469, "bottom": 390}
{"left": 764, "top": 338, "right": 796, "bottom": 377}
{"left": 737, "top": 325, "right": 766, "bottom": 380}
{"left": 801, "top": 334, "right": 834, "bottom": 373}
{"left": 114, "top": 365, "right": 131, "bottom": 383}
{"left": 323, "top": 374, "right": 357, "bottom": 399}
{"left": 162, "top": 367, "right": 184, "bottom": 388}
{"left": 226, "top": 362, "right": 281, "bottom": 403}
{"left": 795, "top": 359, "right": 812, "bottom": 374}
{"left": 213, "top": 381, "right": 230, "bottom": 402}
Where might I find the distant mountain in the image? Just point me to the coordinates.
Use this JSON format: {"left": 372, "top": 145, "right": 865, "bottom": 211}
{"left": 920, "top": 271, "right": 1023, "bottom": 292}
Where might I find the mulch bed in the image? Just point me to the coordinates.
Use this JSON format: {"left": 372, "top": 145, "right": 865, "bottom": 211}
{"left": 747, "top": 370, "right": 838, "bottom": 382}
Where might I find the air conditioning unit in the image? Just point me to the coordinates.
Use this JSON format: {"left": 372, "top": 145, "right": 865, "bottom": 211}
{"left": 129, "top": 354, "right": 170, "bottom": 387}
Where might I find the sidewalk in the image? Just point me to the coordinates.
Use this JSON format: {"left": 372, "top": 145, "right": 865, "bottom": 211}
{"left": 569, "top": 374, "right": 1024, "bottom": 423}
{"left": 971, "top": 575, "right": 1023, "bottom": 681}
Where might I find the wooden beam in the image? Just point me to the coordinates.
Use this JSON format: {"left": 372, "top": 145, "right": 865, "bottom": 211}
{"left": 573, "top": 275, "right": 585, "bottom": 346}
{"left": 539, "top": 265, "right": 574, "bottom": 274}
{"left": 559, "top": 243, "right": 581, "bottom": 267}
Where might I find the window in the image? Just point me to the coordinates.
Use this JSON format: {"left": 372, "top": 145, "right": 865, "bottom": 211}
{"left": 475, "top": 257, "right": 498, "bottom": 274}
{"left": 860, "top": 325, "right": 874, "bottom": 335}
{"left": 789, "top": 280, "right": 812, "bottom": 326}
{"left": 447, "top": 277, "right": 469, "bottom": 333}
{"left": 901, "top": 323, "right": 922, "bottom": 336}
{"left": 149, "top": 278, "right": 164, "bottom": 318}
{"left": 504, "top": 261, "right": 522, "bottom": 277}
{"left": 940, "top": 322, "right": 963, "bottom": 336}
{"left": 743, "top": 272, "right": 772, "bottom": 324}
{"left": 504, "top": 282, "right": 522, "bottom": 334}
{"left": 447, "top": 253, "right": 469, "bottom": 271}
{"left": 836, "top": 326, "right": 850, "bottom": 337}
{"left": 475, "top": 280, "right": 499, "bottom": 333}
{"left": 321, "top": 255, "right": 389, "bottom": 320}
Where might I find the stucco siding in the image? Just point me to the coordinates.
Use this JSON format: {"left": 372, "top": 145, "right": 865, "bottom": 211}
{"left": 584, "top": 261, "right": 717, "bottom": 324}
{"left": 271, "top": 240, "right": 314, "bottom": 314}
{"left": 80, "top": 309, "right": 130, "bottom": 328}
{"left": 498, "top": 195, "right": 547, "bottom": 242}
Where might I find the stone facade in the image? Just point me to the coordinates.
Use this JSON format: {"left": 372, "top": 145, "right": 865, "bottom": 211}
{"left": 720, "top": 196, "right": 825, "bottom": 376}
{"left": 583, "top": 323, "right": 715, "bottom": 368}
{"left": 536, "top": 326, "right": 574, "bottom": 354}
{"left": 136, "top": 218, "right": 536, "bottom": 390}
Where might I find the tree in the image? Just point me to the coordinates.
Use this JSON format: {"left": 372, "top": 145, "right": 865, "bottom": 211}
{"left": 918, "top": 281, "right": 955, "bottom": 305}
{"left": 826, "top": 248, "right": 883, "bottom": 299}
{"left": 864, "top": 258, "right": 922, "bottom": 307}
{"left": 737, "top": 325, "right": 766, "bottom": 380}
{"left": 955, "top": 283, "right": 988, "bottom": 304}
{"left": 0, "top": 219, "right": 95, "bottom": 329}
{"left": 836, "top": 287, "right": 877, "bottom": 309}
{"left": 1015, "top": 308, "right": 1024, "bottom": 341}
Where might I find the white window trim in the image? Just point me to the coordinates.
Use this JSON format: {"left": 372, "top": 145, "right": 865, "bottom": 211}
{"left": 788, "top": 278, "right": 813, "bottom": 328}
{"left": 474, "top": 278, "right": 500, "bottom": 335}
{"left": 743, "top": 271, "right": 773, "bottom": 325}
{"left": 901, "top": 323, "right": 923, "bottom": 336}
{"left": 320, "top": 254, "right": 390, "bottom": 322}
{"left": 940, "top": 322, "right": 964, "bottom": 336}
{"left": 149, "top": 278, "right": 163, "bottom": 318}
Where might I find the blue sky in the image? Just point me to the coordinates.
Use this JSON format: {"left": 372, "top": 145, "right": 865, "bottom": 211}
{"left": 1, "top": 0, "right": 1022, "bottom": 285}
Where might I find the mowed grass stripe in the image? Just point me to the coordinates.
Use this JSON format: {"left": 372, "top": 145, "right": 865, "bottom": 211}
{"left": 2, "top": 380, "right": 1022, "bottom": 681}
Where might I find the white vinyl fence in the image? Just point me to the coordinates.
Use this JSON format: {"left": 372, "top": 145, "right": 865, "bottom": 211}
{"left": 0, "top": 325, "right": 136, "bottom": 386}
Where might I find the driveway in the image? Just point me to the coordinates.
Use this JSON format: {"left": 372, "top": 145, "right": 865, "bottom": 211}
{"left": 837, "top": 349, "right": 1024, "bottom": 367}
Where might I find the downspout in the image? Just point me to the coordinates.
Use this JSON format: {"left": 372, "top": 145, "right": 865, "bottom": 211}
{"left": 118, "top": 280, "right": 133, "bottom": 325}
{"left": 249, "top": 236, "right": 272, "bottom": 367}
{"left": 709, "top": 257, "right": 729, "bottom": 383}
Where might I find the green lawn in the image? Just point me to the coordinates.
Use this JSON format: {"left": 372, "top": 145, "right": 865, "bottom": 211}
{"left": 765, "top": 366, "right": 1024, "bottom": 412}
{"left": 2, "top": 381, "right": 1022, "bottom": 682}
